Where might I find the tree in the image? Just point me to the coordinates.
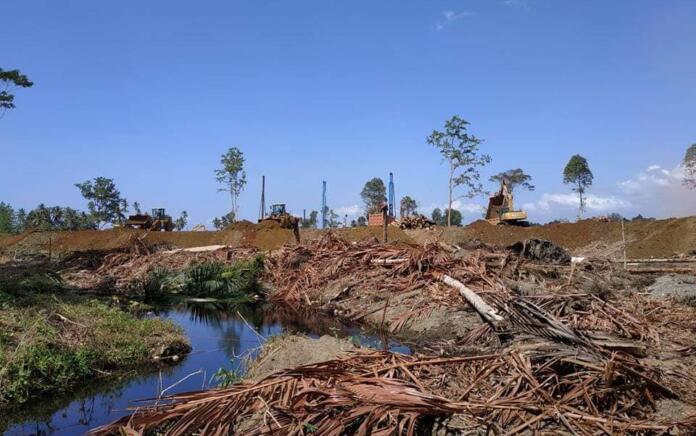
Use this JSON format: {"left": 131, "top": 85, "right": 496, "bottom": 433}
{"left": 215, "top": 147, "right": 247, "bottom": 221}
{"left": 212, "top": 212, "right": 236, "bottom": 230}
{"left": 175, "top": 210, "right": 188, "bottom": 231}
{"left": 301, "top": 210, "right": 319, "bottom": 229}
{"left": 489, "top": 169, "right": 535, "bottom": 192}
{"left": 432, "top": 208, "right": 462, "bottom": 226}
{"left": 563, "top": 155, "right": 594, "bottom": 217}
{"left": 683, "top": 143, "right": 696, "bottom": 189}
{"left": 327, "top": 209, "right": 340, "bottom": 228}
{"left": 356, "top": 216, "right": 367, "bottom": 226}
{"left": 427, "top": 115, "right": 491, "bottom": 226}
{"left": 20, "top": 204, "right": 96, "bottom": 231}
{"left": 431, "top": 208, "right": 444, "bottom": 225}
{"left": 0, "top": 68, "right": 33, "bottom": 119}
{"left": 0, "top": 202, "right": 15, "bottom": 233}
{"left": 399, "top": 196, "right": 418, "bottom": 218}
{"left": 360, "top": 178, "right": 386, "bottom": 214}
{"left": 132, "top": 201, "right": 142, "bottom": 214}
{"left": 15, "top": 208, "right": 27, "bottom": 232}
{"left": 74, "top": 177, "right": 128, "bottom": 228}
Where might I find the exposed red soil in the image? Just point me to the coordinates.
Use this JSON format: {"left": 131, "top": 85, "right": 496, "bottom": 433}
{"left": 1, "top": 217, "right": 694, "bottom": 258}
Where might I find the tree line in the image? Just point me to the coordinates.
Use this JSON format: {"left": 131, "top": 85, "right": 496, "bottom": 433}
{"left": 0, "top": 177, "right": 188, "bottom": 233}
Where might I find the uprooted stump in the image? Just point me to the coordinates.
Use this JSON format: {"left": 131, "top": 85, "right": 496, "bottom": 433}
{"left": 509, "top": 238, "right": 571, "bottom": 264}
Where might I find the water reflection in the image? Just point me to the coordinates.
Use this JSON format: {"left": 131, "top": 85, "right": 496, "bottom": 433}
{"left": 3, "top": 301, "right": 410, "bottom": 435}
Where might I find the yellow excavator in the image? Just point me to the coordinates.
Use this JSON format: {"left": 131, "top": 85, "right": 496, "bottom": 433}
{"left": 259, "top": 203, "right": 301, "bottom": 243}
{"left": 485, "top": 178, "right": 528, "bottom": 226}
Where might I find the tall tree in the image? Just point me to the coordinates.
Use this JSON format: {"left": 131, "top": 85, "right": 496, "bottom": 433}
{"left": 175, "top": 210, "right": 188, "bottom": 231}
{"left": 75, "top": 177, "right": 128, "bottom": 228}
{"left": 683, "top": 143, "right": 696, "bottom": 189}
{"left": 0, "top": 68, "right": 33, "bottom": 119}
{"left": 489, "top": 169, "right": 535, "bottom": 193}
{"left": 427, "top": 115, "right": 491, "bottom": 226}
{"left": 132, "top": 201, "right": 142, "bottom": 215}
{"left": 301, "top": 210, "right": 319, "bottom": 229}
{"left": 215, "top": 147, "right": 247, "bottom": 222}
{"left": 356, "top": 216, "right": 367, "bottom": 226}
{"left": 360, "top": 178, "right": 387, "bottom": 214}
{"left": 0, "top": 202, "right": 15, "bottom": 233}
{"left": 563, "top": 155, "right": 594, "bottom": 217}
{"left": 399, "top": 196, "right": 418, "bottom": 218}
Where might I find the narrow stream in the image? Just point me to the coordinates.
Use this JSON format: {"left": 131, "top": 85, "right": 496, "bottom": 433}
{"left": 3, "top": 301, "right": 409, "bottom": 435}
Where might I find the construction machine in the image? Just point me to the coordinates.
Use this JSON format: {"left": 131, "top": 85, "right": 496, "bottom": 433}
{"left": 124, "top": 208, "right": 174, "bottom": 231}
{"left": 485, "top": 178, "right": 528, "bottom": 226}
{"left": 259, "top": 203, "right": 301, "bottom": 243}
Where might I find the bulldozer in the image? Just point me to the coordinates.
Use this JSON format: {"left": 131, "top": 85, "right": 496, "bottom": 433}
{"left": 485, "top": 178, "right": 528, "bottom": 226}
{"left": 124, "top": 208, "right": 174, "bottom": 231}
{"left": 259, "top": 203, "right": 301, "bottom": 243}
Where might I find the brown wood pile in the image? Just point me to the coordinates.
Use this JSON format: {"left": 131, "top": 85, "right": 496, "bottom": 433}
{"left": 398, "top": 214, "right": 435, "bottom": 229}
{"left": 92, "top": 232, "right": 696, "bottom": 434}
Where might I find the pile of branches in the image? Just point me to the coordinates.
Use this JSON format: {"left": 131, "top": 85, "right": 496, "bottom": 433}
{"left": 91, "top": 344, "right": 693, "bottom": 435}
{"left": 61, "top": 247, "right": 258, "bottom": 291}
{"left": 399, "top": 214, "right": 435, "bottom": 230}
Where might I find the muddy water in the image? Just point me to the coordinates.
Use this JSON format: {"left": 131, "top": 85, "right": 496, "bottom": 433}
{"left": 4, "top": 302, "right": 409, "bottom": 435}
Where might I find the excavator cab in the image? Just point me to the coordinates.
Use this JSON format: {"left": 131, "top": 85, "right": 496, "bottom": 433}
{"left": 269, "top": 204, "right": 287, "bottom": 217}
{"left": 151, "top": 208, "right": 166, "bottom": 220}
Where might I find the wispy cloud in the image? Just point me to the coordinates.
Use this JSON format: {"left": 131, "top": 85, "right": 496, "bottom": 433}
{"left": 436, "top": 10, "right": 476, "bottom": 30}
{"left": 522, "top": 193, "right": 630, "bottom": 213}
{"left": 503, "top": 0, "right": 530, "bottom": 9}
{"left": 334, "top": 204, "right": 361, "bottom": 218}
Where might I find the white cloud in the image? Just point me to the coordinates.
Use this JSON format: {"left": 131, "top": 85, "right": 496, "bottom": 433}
{"left": 334, "top": 204, "right": 361, "bottom": 217}
{"left": 436, "top": 10, "right": 476, "bottom": 30}
{"left": 503, "top": 0, "right": 530, "bottom": 8}
{"left": 524, "top": 193, "right": 631, "bottom": 213}
{"left": 618, "top": 165, "right": 683, "bottom": 195}
{"left": 420, "top": 200, "right": 485, "bottom": 217}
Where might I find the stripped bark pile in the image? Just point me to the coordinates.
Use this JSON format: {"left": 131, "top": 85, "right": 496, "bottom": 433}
{"left": 92, "top": 232, "right": 696, "bottom": 434}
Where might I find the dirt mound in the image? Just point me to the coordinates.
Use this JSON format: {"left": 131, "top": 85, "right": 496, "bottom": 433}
{"left": 431, "top": 216, "right": 696, "bottom": 258}
{"left": 245, "top": 335, "right": 357, "bottom": 381}
{"left": 225, "top": 220, "right": 256, "bottom": 231}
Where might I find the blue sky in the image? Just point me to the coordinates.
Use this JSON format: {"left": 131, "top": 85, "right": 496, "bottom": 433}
{"left": 2, "top": 0, "right": 695, "bottom": 227}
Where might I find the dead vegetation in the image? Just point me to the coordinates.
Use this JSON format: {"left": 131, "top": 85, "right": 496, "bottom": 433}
{"left": 91, "top": 231, "right": 696, "bottom": 434}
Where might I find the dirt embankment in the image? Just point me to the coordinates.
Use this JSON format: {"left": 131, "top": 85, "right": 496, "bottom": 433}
{"left": 1, "top": 216, "right": 693, "bottom": 258}
{"left": 408, "top": 216, "right": 696, "bottom": 258}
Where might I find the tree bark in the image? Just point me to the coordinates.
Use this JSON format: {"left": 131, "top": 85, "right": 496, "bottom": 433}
{"left": 447, "top": 162, "right": 453, "bottom": 227}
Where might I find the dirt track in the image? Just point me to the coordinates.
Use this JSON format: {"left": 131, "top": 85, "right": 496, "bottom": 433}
{"left": 1, "top": 216, "right": 695, "bottom": 258}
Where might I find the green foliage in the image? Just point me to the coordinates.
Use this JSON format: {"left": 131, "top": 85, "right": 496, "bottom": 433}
{"left": 683, "top": 143, "right": 696, "bottom": 189}
{"left": 489, "top": 168, "right": 535, "bottom": 192}
{"left": 213, "top": 367, "right": 242, "bottom": 387}
{"left": 212, "top": 211, "right": 236, "bottom": 230}
{"left": 432, "top": 208, "right": 461, "bottom": 226}
{"left": 0, "top": 296, "right": 187, "bottom": 404}
{"left": 179, "top": 257, "right": 264, "bottom": 299}
{"left": 74, "top": 177, "right": 128, "bottom": 228}
{"left": 0, "top": 202, "right": 15, "bottom": 233}
{"left": 399, "top": 196, "right": 418, "bottom": 218}
{"left": 132, "top": 201, "right": 142, "bottom": 214}
{"left": 215, "top": 147, "right": 247, "bottom": 220}
{"left": 427, "top": 115, "right": 491, "bottom": 226}
{"left": 0, "top": 68, "right": 33, "bottom": 116}
{"left": 563, "top": 155, "right": 594, "bottom": 216}
{"left": 175, "top": 210, "right": 188, "bottom": 231}
{"left": 23, "top": 204, "right": 97, "bottom": 231}
{"left": 360, "top": 178, "right": 387, "bottom": 214}
{"left": 301, "top": 210, "right": 319, "bottom": 229}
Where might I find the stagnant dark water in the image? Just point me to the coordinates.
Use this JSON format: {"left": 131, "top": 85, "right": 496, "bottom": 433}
{"left": 3, "top": 302, "right": 409, "bottom": 435}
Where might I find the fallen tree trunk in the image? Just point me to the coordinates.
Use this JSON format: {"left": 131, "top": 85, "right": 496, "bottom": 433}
{"left": 433, "top": 271, "right": 505, "bottom": 325}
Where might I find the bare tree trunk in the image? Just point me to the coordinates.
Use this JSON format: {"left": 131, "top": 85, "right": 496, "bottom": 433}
{"left": 577, "top": 181, "right": 585, "bottom": 218}
{"left": 230, "top": 189, "right": 236, "bottom": 222}
{"left": 447, "top": 163, "right": 453, "bottom": 227}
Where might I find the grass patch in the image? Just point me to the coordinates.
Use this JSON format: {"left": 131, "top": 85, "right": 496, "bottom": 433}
{"left": 0, "top": 265, "right": 190, "bottom": 406}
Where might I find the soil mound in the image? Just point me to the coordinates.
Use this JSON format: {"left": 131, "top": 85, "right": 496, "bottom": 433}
{"left": 434, "top": 216, "right": 696, "bottom": 258}
{"left": 226, "top": 220, "right": 255, "bottom": 231}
